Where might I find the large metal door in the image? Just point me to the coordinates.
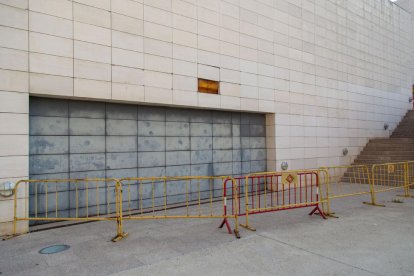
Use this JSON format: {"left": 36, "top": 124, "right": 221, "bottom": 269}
{"left": 29, "top": 97, "right": 266, "bottom": 218}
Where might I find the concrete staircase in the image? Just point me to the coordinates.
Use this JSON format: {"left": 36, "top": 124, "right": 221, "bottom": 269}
{"left": 340, "top": 111, "right": 414, "bottom": 183}
{"left": 351, "top": 110, "right": 414, "bottom": 165}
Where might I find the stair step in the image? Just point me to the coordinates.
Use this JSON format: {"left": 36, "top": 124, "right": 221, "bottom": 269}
{"left": 353, "top": 159, "right": 408, "bottom": 165}
{"left": 369, "top": 138, "right": 414, "bottom": 143}
{"left": 359, "top": 151, "right": 414, "bottom": 156}
{"left": 363, "top": 146, "right": 414, "bottom": 151}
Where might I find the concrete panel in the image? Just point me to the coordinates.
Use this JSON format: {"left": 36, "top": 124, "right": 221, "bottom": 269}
{"left": 213, "top": 111, "right": 232, "bottom": 123}
{"left": 232, "top": 162, "right": 242, "bottom": 175}
{"left": 232, "top": 137, "right": 241, "bottom": 149}
{"left": 30, "top": 117, "right": 68, "bottom": 135}
{"left": 232, "top": 149, "right": 241, "bottom": 162}
{"left": 251, "top": 160, "right": 266, "bottom": 172}
{"left": 250, "top": 124, "right": 265, "bottom": 137}
{"left": 106, "top": 103, "right": 137, "bottom": 120}
{"left": 213, "top": 137, "right": 232, "bottom": 150}
{"left": 166, "top": 165, "right": 190, "bottom": 177}
{"left": 166, "top": 122, "right": 189, "bottom": 136}
{"left": 191, "top": 150, "right": 212, "bottom": 164}
{"left": 29, "top": 154, "right": 69, "bottom": 174}
{"left": 232, "top": 113, "right": 241, "bottom": 124}
{"left": 191, "top": 163, "right": 213, "bottom": 176}
{"left": 213, "top": 162, "right": 232, "bottom": 176}
{"left": 29, "top": 97, "right": 68, "bottom": 117}
{"left": 241, "top": 161, "right": 251, "bottom": 174}
{"left": 69, "top": 100, "right": 105, "bottom": 119}
{"left": 28, "top": 173, "right": 69, "bottom": 194}
{"left": 138, "top": 152, "right": 165, "bottom": 167}
{"left": 166, "top": 151, "right": 190, "bottom": 166}
{"left": 69, "top": 170, "right": 106, "bottom": 180}
{"left": 106, "top": 119, "right": 138, "bottom": 135}
{"left": 32, "top": 191, "right": 70, "bottom": 216}
{"left": 213, "top": 150, "right": 232, "bottom": 163}
{"left": 138, "top": 106, "right": 165, "bottom": 121}
{"left": 30, "top": 136, "right": 68, "bottom": 155}
{"left": 232, "top": 124, "right": 240, "bottom": 136}
{"left": 240, "top": 113, "right": 252, "bottom": 124}
{"left": 251, "top": 149, "right": 266, "bottom": 161}
{"left": 240, "top": 124, "right": 250, "bottom": 137}
{"left": 106, "top": 152, "right": 137, "bottom": 170}
{"left": 249, "top": 113, "right": 266, "bottom": 125}
{"left": 213, "top": 124, "right": 232, "bottom": 137}
{"left": 165, "top": 108, "right": 190, "bottom": 122}
{"left": 190, "top": 123, "right": 212, "bottom": 136}
{"left": 250, "top": 137, "right": 266, "bottom": 148}
{"left": 106, "top": 136, "right": 137, "bottom": 152}
{"left": 166, "top": 137, "right": 190, "bottom": 151}
{"left": 241, "top": 137, "right": 250, "bottom": 148}
{"left": 138, "top": 166, "right": 166, "bottom": 178}
{"left": 69, "top": 118, "right": 105, "bottom": 135}
{"left": 70, "top": 153, "right": 105, "bottom": 171}
{"left": 138, "top": 121, "right": 165, "bottom": 136}
{"left": 70, "top": 136, "right": 105, "bottom": 153}
{"left": 241, "top": 149, "right": 251, "bottom": 161}
{"left": 190, "top": 137, "right": 212, "bottom": 150}
{"left": 138, "top": 136, "right": 165, "bottom": 152}
{"left": 106, "top": 168, "right": 137, "bottom": 179}
{"left": 189, "top": 109, "right": 212, "bottom": 123}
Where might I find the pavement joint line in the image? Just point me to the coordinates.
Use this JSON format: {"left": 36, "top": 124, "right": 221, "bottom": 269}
{"left": 256, "top": 233, "right": 381, "bottom": 276}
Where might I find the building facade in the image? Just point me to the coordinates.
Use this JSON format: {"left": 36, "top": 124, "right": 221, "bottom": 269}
{"left": 0, "top": 0, "right": 412, "bottom": 236}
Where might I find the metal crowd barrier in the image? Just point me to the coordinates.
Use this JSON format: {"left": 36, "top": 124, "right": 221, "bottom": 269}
{"left": 118, "top": 176, "right": 240, "bottom": 239}
{"left": 221, "top": 170, "right": 327, "bottom": 231}
{"left": 370, "top": 162, "right": 413, "bottom": 202}
{"left": 8, "top": 161, "right": 414, "bottom": 242}
{"left": 321, "top": 161, "right": 414, "bottom": 215}
{"left": 319, "top": 165, "right": 373, "bottom": 216}
{"left": 12, "top": 178, "right": 123, "bottom": 241}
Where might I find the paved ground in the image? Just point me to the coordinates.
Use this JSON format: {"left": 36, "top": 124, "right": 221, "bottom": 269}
{"left": 1, "top": 188, "right": 414, "bottom": 276}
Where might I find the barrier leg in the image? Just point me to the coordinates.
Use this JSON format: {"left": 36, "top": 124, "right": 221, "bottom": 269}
{"left": 363, "top": 167, "right": 385, "bottom": 207}
{"left": 234, "top": 215, "right": 240, "bottom": 239}
{"left": 3, "top": 190, "right": 21, "bottom": 240}
{"left": 319, "top": 174, "right": 338, "bottom": 218}
{"left": 112, "top": 183, "right": 128, "bottom": 242}
{"left": 309, "top": 205, "right": 326, "bottom": 219}
{"left": 218, "top": 218, "right": 232, "bottom": 234}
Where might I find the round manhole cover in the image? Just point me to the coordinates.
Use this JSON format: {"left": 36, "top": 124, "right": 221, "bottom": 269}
{"left": 39, "top": 244, "right": 70, "bottom": 254}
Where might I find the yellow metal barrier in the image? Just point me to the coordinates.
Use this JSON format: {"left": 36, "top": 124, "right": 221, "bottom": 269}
{"left": 407, "top": 161, "right": 414, "bottom": 188}
{"left": 371, "top": 162, "right": 413, "bottom": 202}
{"left": 118, "top": 176, "right": 240, "bottom": 239}
{"left": 319, "top": 165, "right": 375, "bottom": 216}
{"left": 12, "top": 178, "right": 123, "bottom": 241}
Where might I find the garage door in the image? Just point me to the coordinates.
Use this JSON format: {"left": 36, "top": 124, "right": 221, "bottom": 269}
{"left": 29, "top": 97, "right": 266, "bottom": 219}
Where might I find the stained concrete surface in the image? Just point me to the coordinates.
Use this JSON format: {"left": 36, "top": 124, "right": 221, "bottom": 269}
{"left": 1, "top": 189, "right": 414, "bottom": 276}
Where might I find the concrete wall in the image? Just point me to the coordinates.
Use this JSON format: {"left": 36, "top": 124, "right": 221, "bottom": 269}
{"left": 0, "top": 0, "right": 413, "bottom": 235}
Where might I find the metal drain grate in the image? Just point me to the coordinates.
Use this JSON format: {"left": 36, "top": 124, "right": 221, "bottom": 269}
{"left": 39, "top": 244, "right": 70, "bottom": 254}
